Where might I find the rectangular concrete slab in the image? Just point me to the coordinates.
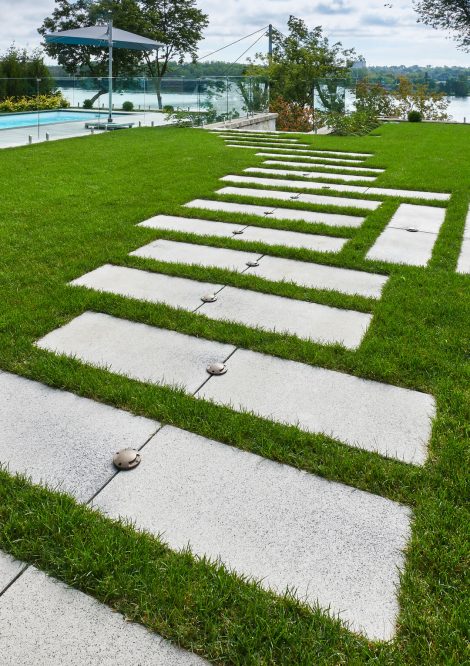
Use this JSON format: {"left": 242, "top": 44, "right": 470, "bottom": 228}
{"left": 257, "top": 151, "right": 365, "bottom": 164}
{"left": 366, "top": 227, "right": 439, "bottom": 266}
{"left": 227, "top": 145, "right": 368, "bottom": 160}
{"left": 217, "top": 134, "right": 301, "bottom": 143}
{"left": 36, "top": 312, "right": 235, "bottom": 394}
{"left": 251, "top": 255, "right": 388, "bottom": 298}
{"left": 366, "top": 187, "right": 450, "bottom": 201}
{"left": 0, "top": 552, "right": 24, "bottom": 594}
{"left": 185, "top": 198, "right": 363, "bottom": 231}
{"left": 227, "top": 144, "right": 372, "bottom": 158}
{"left": 218, "top": 180, "right": 379, "bottom": 209}
{"left": 219, "top": 137, "right": 306, "bottom": 147}
{"left": 244, "top": 167, "right": 377, "bottom": 182}
{"left": 0, "top": 371, "right": 159, "bottom": 502}
{"left": 93, "top": 425, "right": 411, "bottom": 640}
{"left": 132, "top": 239, "right": 387, "bottom": 297}
{"left": 131, "top": 238, "right": 262, "bottom": 271}
{"left": 137, "top": 217, "right": 347, "bottom": 253}
{"left": 197, "top": 285, "right": 372, "bottom": 348}
{"left": 71, "top": 264, "right": 222, "bottom": 310}
{"left": 138, "top": 214, "right": 245, "bottom": 236}
{"left": 0, "top": 565, "right": 206, "bottom": 665}
{"left": 262, "top": 160, "right": 385, "bottom": 173}
{"left": 197, "top": 349, "right": 435, "bottom": 465}
{"left": 385, "top": 203, "right": 446, "bottom": 233}
{"left": 457, "top": 205, "right": 470, "bottom": 273}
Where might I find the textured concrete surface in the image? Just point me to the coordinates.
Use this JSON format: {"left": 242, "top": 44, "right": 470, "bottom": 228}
{"left": 257, "top": 152, "right": 365, "bottom": 164}
{"left": 216, "top": 134, "right": 300, "bottom": 142}
{"left": 0, "top": 371, "right": 158, "bottom": 502}
{"left": 93, "top": 425, "right": 411, "bottom": 640}
{"left": 227, "top": 144, "right": 371, "bottom": 158}
{"left": 0, "top": 564, "right": 206, "bottom": 665}
{"left": 139, "top": 214, "right": 244, "bottom": 237}
{"left": 197, "top": 285, "right": 372, "bottom": 348}
{"left": 131, "top": 238, "right": 262, "bottom": 271}
{"left": 244, "top": 167, "right": 377, "bottom": 182}
{"left": 218, "top": 180, "right": 379, "bottom": 209}
{"left": 197, "top": 349, "right": 435, "bottom": 465}
{"left": 0, "top": 552, "right": 24, "bottom": 594}
{"left": 36, "top": 312, "right": 235, "bottom": 394}
{"left": 261, "top": 160, "right": 385, "bottom": 173}
{"left": 250, "top": 254, "right": 388, "bottom": 297}
{"left": 138, "top": 216, "right": 347, "bottom": 252}
{"left": 228, "top": 145, "right": 368, "bottom": 160}
{"left": 132, "top": 239, "right": 387, "bottom": 297}
{"left": 367, "top": 228, "right": 439, "bottom": 266}
{"left": 385, "top": 204, "right": 446, "bottom": 233}
{"left": 254, "top": 179, "right": 370, "bottom": 194}
{"left": 71, "top": 264, "right": 223, "bottom": 309}
{"left": 185, "top": 198, "right": 362, "bottom": 230}
{"left": 366, "top": 187, "right": 450, "bottom": 201}
{"left": 71, "top": 265, "right": 370, "bottom": 347}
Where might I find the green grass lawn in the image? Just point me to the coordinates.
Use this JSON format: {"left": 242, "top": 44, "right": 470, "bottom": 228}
{"left": 0, "top": 122, "right": 468, "bottom": 664}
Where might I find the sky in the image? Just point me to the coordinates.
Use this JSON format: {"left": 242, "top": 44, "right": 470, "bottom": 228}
{"left": 1, "top": 0, "right": 468, "bottom": 67}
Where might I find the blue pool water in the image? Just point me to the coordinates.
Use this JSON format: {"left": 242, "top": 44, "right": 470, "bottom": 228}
{"left": 0, "top": 110, "right": 109, "bottom": 130}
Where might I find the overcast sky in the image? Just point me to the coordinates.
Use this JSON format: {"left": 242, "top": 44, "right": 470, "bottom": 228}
{"left": 1, "top": 0, "right": 468, "bottom": 67}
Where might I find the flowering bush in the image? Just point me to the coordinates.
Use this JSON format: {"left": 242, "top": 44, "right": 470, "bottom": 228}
{"left": 269, "top": 96, "right": 325, "bottom": 133}
{"left": 0, "top": 93, "right": 69, "bottom": 113}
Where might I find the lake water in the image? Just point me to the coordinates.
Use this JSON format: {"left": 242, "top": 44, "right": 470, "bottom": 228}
{"left": 59, "top": 86, "right": 470, "bottom": 123}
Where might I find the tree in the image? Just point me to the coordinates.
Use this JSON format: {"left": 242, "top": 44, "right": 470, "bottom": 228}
{"left": 0, "top": 46, "right": 54, "bottom": 100}
{"left": 413, "top": 0, "right": 470, "bottom": 51}
{"left": 38, "top": 0, "right": 208, "bottom": 107}
{"left": 247, "top": 16, "right": 357, "bottom": 109}
{"left": 138, "top": 0, "right": 209, "bottom": 108}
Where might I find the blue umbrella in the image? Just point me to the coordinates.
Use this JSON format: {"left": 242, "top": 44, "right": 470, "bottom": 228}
{"left": 46, "top": 20, "right": 163, "bottom": 123}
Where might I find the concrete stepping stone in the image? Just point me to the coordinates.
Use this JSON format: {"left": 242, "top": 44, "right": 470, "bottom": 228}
{"left": 37, "top": 312, "right": 235, "bottom": 394}
{"left": 37, "top": 317, "right": 434, "bottom": 464}
{"left": 227, "top": 145, "right": 369, "bottom": 160}
{"left": 131, "top": 238, "right": 263, "bottom": 271}
{"left": 219, "top": 137, "right": 305, "bottom": 146}
{"left": 218, "top": 180, "right": 379, "bottom": 210}
{"left": 72, "top": 265, "right": 371, "bottom": 348}
{"left": 0, "top": 552, "right": 24, "bottom": 593}
{"left": 262, "top": 160, "right": 385, "bottom": 173}
{"left": 456, "top": 205, "right": 470, "bottom": 274}
{"left": 139, "top": 214, "right": 245, "bottom": 237}
{"left": 0, "top": 559, "right": 206, "bottom": 665}
{"left": 185, "top": 198, "right": 363, "bottom": 230}
{"left": 131, "top": 239, "right": 387, "bottom": 298}
{"left": 226, "top": 143, "right": 372, "bottom": 158}
{"left": 366, "top": 187, "right": 450, "bottom": 202}
{"left": 137, "top": 216, "right": 348, "bottom": 252}
{"left": 216, "top": 134, "right": 301, "bottom": 143}
{"left": 366, "top": 204, "right": 446, "bottom": 266}
{"left": 0, "top": 371, "right": 158, "bottom": 502}
{"left": 244, "top": 167, "right": 377, "bottom": 182}
{"left": 197, "top": 349, "right": 435, "bottom": 465}
{"left": 93, "top": 425, "right": 411, "bottom": 640}
{"left": 257, "top": 152, "right": 365, "bottom": 164}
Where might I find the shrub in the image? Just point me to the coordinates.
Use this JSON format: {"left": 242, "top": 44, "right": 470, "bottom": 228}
{"left": 82, "top": 99, "right": 93, "bottom": 109}
{"left": 122, "top": 100, "right": 134, "bottom": 112}
{"left": 0, "top": 92, "right": 69, "bottom": 113}
{"left": 162, "top": 105, "right": 174, "bottom": 113}
{"left": 269, "top": 96, "right": 324, "bottom": 133}
{"left": 408, "top": 110, "right": 422, "bottom": 122}
{"left": 326, "top": 109, "right": 380, "bottom": 136}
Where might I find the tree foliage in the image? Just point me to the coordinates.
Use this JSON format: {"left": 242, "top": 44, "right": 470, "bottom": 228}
{"left": 413, "top": 0, "right": 470, "bottom": 51}
{"left": 0, "top": 46, "right": 54, "bottom": 99}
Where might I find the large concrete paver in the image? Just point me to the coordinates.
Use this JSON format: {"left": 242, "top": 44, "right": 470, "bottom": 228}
{"left": 93, "top": 425, "right": 411, "bottom": 641}
{"left": 131, "top": 239, "right": 388, "bottom": 298}
{"left": 226, "top": 143, "right": 372, "bottom": 158}
{"left": 456, "top": 204, "right": 470, "bottom": 274}
{"left": 0, "top": 559, "right": 206, "bottom": 665}
{"left": 138, "top": 215, "right": 348, "bottom": 252}
{"left": 36, "top": 312, "right": 234, "bottom": 394}
{"left": 228, "top": 145, "right": 368, "bottom": 161}
{"left": 185, "top": 198, "right": 361, "bottom": 233}
{"left": 218, "top": 180, "right": 379, "bottom": 209}
{"left": 197, "top": 349, "right": 434, "bottom": 465}
{"left": 244, "top": 167, "right": 377, "bottom": 182}
{"left": 0, "top": 371, "right": 158, "bottom": 502}
{"left": 257, "top": 152, "right": 365, "bottom": 164}
{"left": 261, "top": 160, "right": 384, "bottom": 173}
{"left": 0, "top": 552, "right": 24, "bottom": 593}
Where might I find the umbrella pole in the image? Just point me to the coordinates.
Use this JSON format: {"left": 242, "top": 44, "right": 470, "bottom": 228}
{"left": 108, "top": 18, "right": 113, "bottom": 123}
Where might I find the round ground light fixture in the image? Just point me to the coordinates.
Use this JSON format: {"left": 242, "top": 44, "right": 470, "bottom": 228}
{"left": 206, "top": 362, "right": 227, "bottom": 376}
{"left": 246, "top": 260, "right": 259, "bottom": 267}
{"left": 201, "top": 293, "right": 217, "bottom": 303}
{"left": 232, "top": 230, "right": 244, "bottom": 235}
{"left": 407, "top": 227, "right": 418, "bottom": 232}
{"left": 113, "top": 448, "right": 141, "bottom": 470}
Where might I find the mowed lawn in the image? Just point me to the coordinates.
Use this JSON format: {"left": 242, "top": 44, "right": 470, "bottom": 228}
{"left": 0, "top": 123, "right": 468, "bottom": 664}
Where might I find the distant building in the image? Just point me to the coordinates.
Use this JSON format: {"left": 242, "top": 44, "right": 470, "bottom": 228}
{"left": 352, "top": 59, "right": 367, "bottom": 69}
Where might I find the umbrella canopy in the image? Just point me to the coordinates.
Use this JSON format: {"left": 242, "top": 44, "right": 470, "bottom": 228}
{"left": 45, "top": 25, "right": 163, "bottom": 51}
{"left": 45, "top": 22, "right": 163, "bottom": 122}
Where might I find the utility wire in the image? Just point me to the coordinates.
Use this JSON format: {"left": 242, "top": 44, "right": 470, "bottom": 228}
{"left": 197, "top": 25, "right": 269, "bottom": 61}
{"left": 224, "top": 30, "right": 267, "bottom": 74}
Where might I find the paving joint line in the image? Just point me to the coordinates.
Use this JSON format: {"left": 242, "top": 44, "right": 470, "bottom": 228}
{"left": 0, "top": 564, "right": 29, "bottom": 600}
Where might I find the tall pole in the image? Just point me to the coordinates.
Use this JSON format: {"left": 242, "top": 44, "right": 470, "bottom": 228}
{"left": 108, "top": 17, "right": 113, "bottom": 123}
{"left": 268, "top": 24, "right": 273, "bottom": 64}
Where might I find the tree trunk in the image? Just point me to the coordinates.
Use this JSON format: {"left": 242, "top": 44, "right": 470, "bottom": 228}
{"left": 156, "top": 77, "right": 163, "bottom": 110}
{"left": 90, "top": 89, "right": 106, "bottom": 106}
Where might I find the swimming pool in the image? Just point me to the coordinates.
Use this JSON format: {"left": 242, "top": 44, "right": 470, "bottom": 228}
{"left": 0, "top": 110, "right": 121, "bottom": 130}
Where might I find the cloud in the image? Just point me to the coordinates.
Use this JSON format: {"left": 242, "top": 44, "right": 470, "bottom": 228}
{"left": 315, "top": 0, "right": 354, "bottom": 15}
{"left": 361, "top": 13, "right": 400, "bottom": 26}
